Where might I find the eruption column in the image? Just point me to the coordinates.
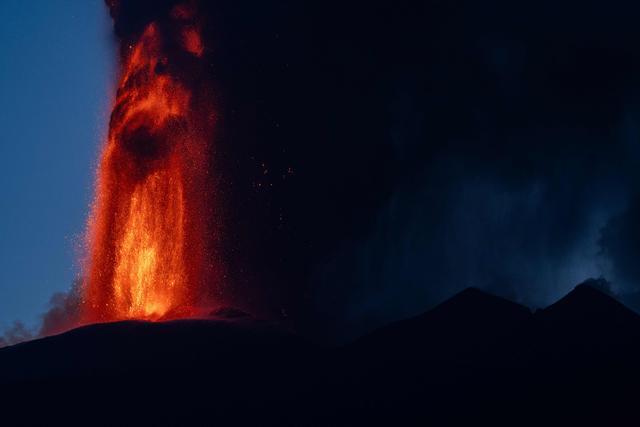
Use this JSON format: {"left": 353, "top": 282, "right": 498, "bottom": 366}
{"left": 81, "top": 4, "right": 218, "bottom": 323}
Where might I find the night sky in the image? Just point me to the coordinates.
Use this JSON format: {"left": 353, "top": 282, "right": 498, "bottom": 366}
{"left": 3, "top": 0, "right": 640, "bottom": 342}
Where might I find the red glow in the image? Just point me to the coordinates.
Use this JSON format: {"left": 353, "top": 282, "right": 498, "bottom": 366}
{"left": 182, "top": 27, "right": 204, "bottom": 57}
{"left": 80, "top": 9, "right": 219, "bottom": 324}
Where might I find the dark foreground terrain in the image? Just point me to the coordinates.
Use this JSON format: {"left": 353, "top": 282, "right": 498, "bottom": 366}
{"left": 2, "top": 282, "right": 640, "bottom": 426}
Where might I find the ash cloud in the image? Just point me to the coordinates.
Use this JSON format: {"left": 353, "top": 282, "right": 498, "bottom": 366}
{"left": 599, "top": 196, "right": 640, "bottom": 294}
{"left": 106, "top": 0, "right": 181, "bottom": 38}
{"left": 177, "top": 0, "right": 640, "bottom": 341}
{"left": 39, "top": 280, "right": 82, "bottom": 337}
{"left": 0, "top": 282, "right": 81, "bottom": 347}
{"left": 0, "top": 321, "right": 33, "bottom": 348}
{"left": 290, "top": 0, "right": 640, "bottom": 340}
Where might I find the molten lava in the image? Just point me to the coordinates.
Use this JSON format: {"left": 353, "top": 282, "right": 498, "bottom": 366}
{"left": 81, "top": 5, "right": 218, "bottom": 323}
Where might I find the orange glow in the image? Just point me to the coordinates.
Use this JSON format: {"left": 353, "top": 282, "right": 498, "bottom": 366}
{"left": 182, "top": 28, "right": 204, "bottom": 57}
{"left": 80, "top": 11, "right": 219, "bottom": 323}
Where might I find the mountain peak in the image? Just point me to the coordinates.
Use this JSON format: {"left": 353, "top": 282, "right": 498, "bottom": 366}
{"left": 540, "top": 281, "right": 638, "bottom": 323}
{"left": 455, "top": 286, "right": 490, "bottom": 299}
{"left": 350, "top": 287, "right": 531, "bottom": 360}
{"left": 554, "top": 282, "right": 622, "bottom": 308}
{"left": 572, "top": 282, "right": 614, "bottom": 298}
{"left": 431, "top": 287, "right": 531, "bottom": 319}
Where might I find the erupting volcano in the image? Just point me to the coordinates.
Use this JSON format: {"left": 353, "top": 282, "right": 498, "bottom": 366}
{"left": 80, "top": 2, "right": 220, "bottom": 324}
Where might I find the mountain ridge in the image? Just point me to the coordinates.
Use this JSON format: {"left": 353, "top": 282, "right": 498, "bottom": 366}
{"left": 2, "top": 282, "right": 640, "bottom": 425}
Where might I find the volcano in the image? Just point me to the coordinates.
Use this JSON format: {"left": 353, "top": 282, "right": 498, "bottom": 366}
{"left": 3, "top": 283, "right": 640, "bottom": 426}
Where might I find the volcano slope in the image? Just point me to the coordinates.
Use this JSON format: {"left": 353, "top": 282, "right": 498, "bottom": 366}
{"left": 2, "top": 282, "right": 640, "bottom": 426}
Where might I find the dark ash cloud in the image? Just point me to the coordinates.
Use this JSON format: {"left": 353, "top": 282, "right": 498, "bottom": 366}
{"left": 0, "top": 321, "right": 33, "bottom": 348}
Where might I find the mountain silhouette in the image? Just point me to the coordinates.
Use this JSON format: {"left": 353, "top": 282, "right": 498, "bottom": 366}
{"left": 350, "top": 287, "right": 531, "bottom": 361}
{"left": 0, "top": 317, "right": 316, "bottom": 426}
{"left": 513, "top": 281, "right": 640, "bottom": 363}
{"left": 2, "top": 283, "right": 640, "bottom": 426}
{"left": 542, "top": 281, "right": 639, "bottom": 321}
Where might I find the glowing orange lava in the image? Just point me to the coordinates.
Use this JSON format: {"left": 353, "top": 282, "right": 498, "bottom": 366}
{"left": 81, "top": 6, "right": 218, "bottom": 323}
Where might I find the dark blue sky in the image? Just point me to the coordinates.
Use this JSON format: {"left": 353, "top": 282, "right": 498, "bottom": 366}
{"left": 0, "top": 0, "right": 113, "bottom": 331}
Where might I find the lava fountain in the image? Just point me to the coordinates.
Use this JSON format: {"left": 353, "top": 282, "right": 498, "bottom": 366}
{"left": 80, "top": 2, "right": 220, "bottom": 324}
